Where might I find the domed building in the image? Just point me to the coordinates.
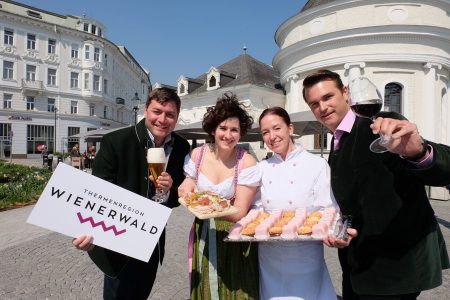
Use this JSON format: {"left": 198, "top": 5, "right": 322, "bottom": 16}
{"left": 275, "top": 0, "right": 449, "bottom": 147}
{"left": 274, "top": 0, "right": 450, "bottom": 199}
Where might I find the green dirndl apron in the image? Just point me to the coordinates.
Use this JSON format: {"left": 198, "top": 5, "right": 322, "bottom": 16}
{"left": 190, "top": 217, "right": 259, "bottom": 300}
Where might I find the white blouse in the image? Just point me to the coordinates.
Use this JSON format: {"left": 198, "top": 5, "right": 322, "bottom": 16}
{"left": 183, "top": 154, "right": 259, "bottom": 200}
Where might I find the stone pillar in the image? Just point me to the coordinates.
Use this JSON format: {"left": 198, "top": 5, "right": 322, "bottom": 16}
{"left": 421, "top": 63, "right": 441, "bottom": 141}
{"left": 285, "top": 74, "right": 299, "bottom": 113}
{"left": 344, "top": 62, "right": 366, "bottom": 83}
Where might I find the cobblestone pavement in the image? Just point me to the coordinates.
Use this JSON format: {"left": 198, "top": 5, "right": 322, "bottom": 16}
{"left": 0, "top": 159, "right": 448, "bottom": 299}
{"left": 0, "top": 201, "right": 448, "bottom": 299}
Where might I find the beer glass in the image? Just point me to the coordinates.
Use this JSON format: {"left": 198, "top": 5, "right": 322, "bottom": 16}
{"left": 147, "top": 147, "right": 167, "bottom": 203}
{"left": 349, "top": 76, "right": 389, "bottom": 153}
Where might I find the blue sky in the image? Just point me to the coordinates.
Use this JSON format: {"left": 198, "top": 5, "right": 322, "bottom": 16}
{"left": 18, "top": 0, "right": 307, "bottom": 86}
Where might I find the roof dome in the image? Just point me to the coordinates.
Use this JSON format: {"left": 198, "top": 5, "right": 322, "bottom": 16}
{"left": 301, "top": 0, "right": 336, "bottom": 12}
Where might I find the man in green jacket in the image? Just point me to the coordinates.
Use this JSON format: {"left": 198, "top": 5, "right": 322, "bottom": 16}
{"left": 303, "top": 70, "right": 450, "bottom": 299}
{"left": 73, "top": 87, "right": 190, "bottom": 299}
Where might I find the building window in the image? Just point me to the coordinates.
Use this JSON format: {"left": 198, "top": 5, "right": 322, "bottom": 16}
{"left": 85, "top": 45, "right": 90, "bottom": 60}
{"left": 71, "top": 44, "right": 79, "bottom": 58}
{"left": 48, "top": 39, "right": 56, "bottom": 54}
{"left": 104, "top": 54, "right": 108, "bottom": 67}
{"left": 89, "top": 105, "right": 95, "bottom": 116}
{"left": 179, "top": 84, "right": 185, "bottom": 94}
{"left": 71, "top": 101, "right": 78, "bottom": 114}
{"left": 67, "top": 126, "right": 80, "bottom": 151}
{"left": 47, "top": 98, "right": 55, "bottom": 112}
{"left": 83, "top": 23, "right": 89, "bottom": 32}
{"left": 3, "top": 61, "right": 14, "bottom": 80}
{"left": 103, "top": 105, "right": 107, "bottom": 118}
{"left": 84, "top": 73, "right": 90, "bottom": 90}
{"left": 27, "top": 125, "right": 54, "bottom": 154}
{"left": 47, "top": 68, "right": 57, "bottom": 86}
{"left": 94, "top": 47, "right": 100, "bottom": 62}
{"left": 70, "top": 72, "right": 79, "bottom": 89}
{"left": 314, "top": 132, "right": 328, "bottom": 150}
{"left": 3, "top": 94, "right": 12, "bottom": 109}
{"left": 27, "top": 34, "right": 36, "bottom": 50}
{"left": 91, "top": 24, "right": 96, "bottom": 35}
{"left": 98, "top": 28, "right": 102, "bottom": 37}
{"left": 384, "top": 83, "right": 402, "bottom": 113}
{"left": 26, "top": 96, "right": 35, "bottom": 110}
{"left": 26, "top": 65, "right": 36, "bottom": 81}
{"left": 93, "top": 75, "right": 100, "bottom": 91}
{"left": 27, "top": 10, "right": 42, "bottom": 19}
{"left": 209, "top": 76, "right": 216, "bottom": 87}
{"left": 4, "top": 29, "right": 13, "bottom": 45}
{"left": 103, "top": 79, "right": 108, "bottom": 94}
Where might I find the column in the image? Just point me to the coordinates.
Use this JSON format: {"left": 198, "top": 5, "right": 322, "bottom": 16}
{"left": 421, "top": 63, "right": 441, "bottom": 141}
{"left": 285, "top": 74, "right": 299, "bottom": 113}
{"left": 344, "top": 62, "right": 366, "bottom": 83}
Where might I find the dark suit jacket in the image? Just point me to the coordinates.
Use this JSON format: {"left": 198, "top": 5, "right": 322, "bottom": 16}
{"left": 88, "top": 119, "right": 190, "bottom": 277}
{"left": 329, "top": 114, "right": 450, "bottom": 295}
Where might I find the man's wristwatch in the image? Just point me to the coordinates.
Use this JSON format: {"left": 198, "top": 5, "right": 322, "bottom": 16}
{"left": 401, "top": 138, "right": 429, "bottom": 161}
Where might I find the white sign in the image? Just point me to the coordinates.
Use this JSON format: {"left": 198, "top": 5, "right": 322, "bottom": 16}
{"left": 27, "top": 163, "right": 172, "bottom": 262}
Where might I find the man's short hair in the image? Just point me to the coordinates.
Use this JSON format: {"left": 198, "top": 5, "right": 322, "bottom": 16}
{"left": 302, "top": 70, "right": 344, "bottom": 101}
{"left": 146, "top": 87, "right": 181, "bottom": 113}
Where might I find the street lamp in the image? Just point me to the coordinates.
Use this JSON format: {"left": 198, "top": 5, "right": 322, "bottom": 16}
{"left": 131, "top": 92, "right": 140, "bottom": 125}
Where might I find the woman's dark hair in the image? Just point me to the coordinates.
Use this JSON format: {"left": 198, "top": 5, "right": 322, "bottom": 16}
{"left": 202, "top": 92, "right": 253, "bottom": 139}
{"left": 258, "top": 106, "right": 291, "bottom": 127}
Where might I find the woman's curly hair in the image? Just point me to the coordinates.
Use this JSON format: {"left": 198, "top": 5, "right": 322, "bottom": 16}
{"left": 202, "top": 92, "right": 253, "bottom": 140}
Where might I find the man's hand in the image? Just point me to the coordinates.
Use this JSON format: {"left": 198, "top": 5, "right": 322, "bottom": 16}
{"left": 72, "top": 235, "right": 95, "bottom": 251}
{"left": 150, "top": 171, "right": 173, "bottom": 193}
{"left": 370, "top": 117, "right": 425, "bottom": 158}
{"left": 323, "top": 228, "right": 358, "bottom": 249}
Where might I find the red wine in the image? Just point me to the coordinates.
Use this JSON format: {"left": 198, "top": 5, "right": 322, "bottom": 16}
{"left": 351, "top": 102, "right": 382, "bottom": 118}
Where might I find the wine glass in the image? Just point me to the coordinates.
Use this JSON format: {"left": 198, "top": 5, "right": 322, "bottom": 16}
{"left": 348, "top": 76, "right": 389, "bottom": 153}
{"left": 147, "top": 147, "right": 167, "bottom": 203}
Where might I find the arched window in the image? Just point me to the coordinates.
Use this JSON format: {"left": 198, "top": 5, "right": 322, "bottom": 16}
{"left": 384, "top": 83, "right": 402, "bottom": 113}
{"left": 179, "top": 84, "right": 185, "bottom": 94}
{"left": 209, "top": 76, "right": 216, "bottom": 87}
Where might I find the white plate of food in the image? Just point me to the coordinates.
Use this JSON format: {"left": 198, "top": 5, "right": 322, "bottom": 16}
{"left": 179, "top": 191, "right": 239, "bottom": 220}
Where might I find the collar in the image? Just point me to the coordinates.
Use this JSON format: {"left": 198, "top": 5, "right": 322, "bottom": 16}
{"left": 335, "top": 110, "right": 356, "bottom": 135}
{"left": 270, "top": 144, "right": 304, "bottom": 162}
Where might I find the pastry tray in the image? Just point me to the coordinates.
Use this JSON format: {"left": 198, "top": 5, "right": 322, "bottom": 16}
{"left": 223, "top": 211, "right": 351, "bottom": 243}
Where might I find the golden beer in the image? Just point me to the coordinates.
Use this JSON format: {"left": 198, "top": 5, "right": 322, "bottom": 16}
{"left": 148, "top": 163, "right": 165, "bottom": 188}
{"left": 147, "top": 148, "right": 166, "bottom": 189}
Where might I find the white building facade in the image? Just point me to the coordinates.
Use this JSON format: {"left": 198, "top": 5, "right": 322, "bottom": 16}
{"left": 273, "top": 0, "right": 450, "bottom": 152}
{"left": 0, "top": 1, "right": 150, "bottom": 158}
{"left": 274, "top": 0, "right": 450, "bottom": 198}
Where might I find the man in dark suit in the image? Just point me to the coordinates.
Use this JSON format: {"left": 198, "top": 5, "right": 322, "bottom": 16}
{"left": 73, "top": 87, "right": 190, "bottom": 299}
{"left": 302, "top": 70, "right": 450, "bottom": 299}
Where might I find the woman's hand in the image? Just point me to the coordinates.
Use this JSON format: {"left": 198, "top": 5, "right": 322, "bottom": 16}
{"left": 72, "top": 235, "right": 95, "bottom": 251}
{"left": 178, "top": 177, "right": 197, "bottom": 198}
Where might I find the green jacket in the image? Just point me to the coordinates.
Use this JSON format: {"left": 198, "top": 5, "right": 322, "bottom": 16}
{"left": 88, "top": 119, "right": 190, "bottom": 277}
{"left": 330, "top": 114, "right": 450, "bottom": 295}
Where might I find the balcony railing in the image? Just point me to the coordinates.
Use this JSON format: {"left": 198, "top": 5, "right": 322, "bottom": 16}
{"left": 21, "top": 79, "right": 44, "bottom": 94}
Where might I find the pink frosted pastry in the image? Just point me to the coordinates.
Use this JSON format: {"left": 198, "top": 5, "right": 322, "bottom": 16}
{"left": 281, "top": 224, "right": 298, "bottom": 239}
{"left": 312, "top": 223, "right": 329, "bottom": 237}
{"left": 254, "top": 223, "right": 271, "bottom": 239}
{"left": 269, "top": 209, "right": 283, "bottom": 220}
{"left": 228, "top": 224, "right": 243, "bottom": 240}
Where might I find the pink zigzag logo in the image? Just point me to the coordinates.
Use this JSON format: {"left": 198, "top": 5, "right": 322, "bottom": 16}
{"left": 77, "top": 212, "right": 126, "bottom": 236}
